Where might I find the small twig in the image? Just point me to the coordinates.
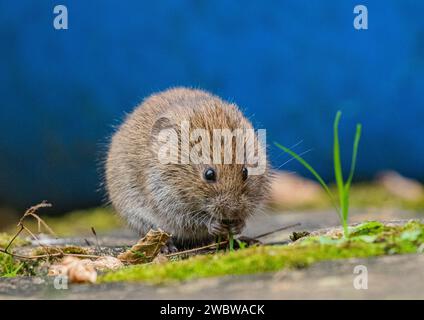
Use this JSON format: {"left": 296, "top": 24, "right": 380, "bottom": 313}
{"left": 4, "top": 202, "right": 52, "bottom": 254}
{"left": 215, "top": 235, "right": 221, "bottom": 253}
{"left": 252, "top": 222, "right": 301, "bottom": 239}
{"left": 0, "top": 201, "right": 102, "bottom": 262}
{"left": 165, "top": 223, "right": 301, "bottom": 258}
{"left": 16, "top": 202, "right": 53, "bottom": 234}
{"left": 4, "top": 225, "right": 24, "bottom": 253}
{"left": 0, "top": 248, "right": 102, "bottom": 260}
{"left": 44, "top": 253, "right": 102, "bottom": 259}
{"left": 165, "top": 240, "right": 229, "bottom": 258}
{"left": 23, "top": 224, "right": 64, "bottom": 256}
{"left": 91, "top": 227, "right": 101, "bottom": 252}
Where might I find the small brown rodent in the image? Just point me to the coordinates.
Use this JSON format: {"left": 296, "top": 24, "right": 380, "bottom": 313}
{"left": 105, "top": 88, "right": 270, "bottom": 250}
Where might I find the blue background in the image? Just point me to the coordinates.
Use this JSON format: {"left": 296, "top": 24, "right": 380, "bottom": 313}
{"left": 0, "top": 1, "right": 423, "bottom": 212}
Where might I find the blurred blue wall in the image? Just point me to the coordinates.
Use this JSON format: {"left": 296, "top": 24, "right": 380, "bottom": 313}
{"left": 0, "top": 1, "right": 423, "bottom": 212}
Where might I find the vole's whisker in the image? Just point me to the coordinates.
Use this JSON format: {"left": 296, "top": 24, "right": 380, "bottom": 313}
{"left": 277, "top": 148, "right": 313, "bottom": 170}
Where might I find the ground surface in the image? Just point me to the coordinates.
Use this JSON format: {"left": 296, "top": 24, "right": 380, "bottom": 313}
{"left": 1, "top": 208, "right": 423, "bottom": 299}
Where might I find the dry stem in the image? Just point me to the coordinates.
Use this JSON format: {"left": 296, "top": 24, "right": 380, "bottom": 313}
{"left": 0, "top": 201, "right": 102, "bottom": 261}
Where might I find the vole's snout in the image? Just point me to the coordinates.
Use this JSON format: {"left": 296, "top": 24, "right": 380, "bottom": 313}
{"left": 207, "top": 216, "right": 246, "bottom": 237}
{"left": 206, "top": 194, "right": 247, "bottom": 221}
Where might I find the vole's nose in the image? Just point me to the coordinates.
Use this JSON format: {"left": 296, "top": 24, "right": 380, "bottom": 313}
{"left": 222, "top": 207, "right": 240, "bottom": 218}
{"left": 211, "top": 194, "right": 245, "bottom": 219}
{"left": 219, "top": 202, "right": 243, "bottom": 218}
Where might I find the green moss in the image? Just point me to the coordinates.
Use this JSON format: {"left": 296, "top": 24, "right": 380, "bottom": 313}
{"left": 0, "top": 232, "right": 30, "bottom": 248}
{"left": 99, "top": 220, "right": 424, "bottom": 284}
{"left": 348, "top": 221, "right": 384, "bottom": 236}
{"left": 32, "top": 245, "right": 89, "bottom": 256}
{"left": 99, "top": 243, "right": 382, "bottom": 284}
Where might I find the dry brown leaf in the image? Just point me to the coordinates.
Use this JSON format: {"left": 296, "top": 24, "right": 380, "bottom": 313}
{"left": 118, "top": 229, "right": 170, "bottom": 264}
{"left": 68, "top": 260, "right": 97, "bottom": 284}
{"left": 48, "top": 256, "right": 97, "bottom": 284}
{"left": 90, "top": 256, "right": 124, "bottom": 271}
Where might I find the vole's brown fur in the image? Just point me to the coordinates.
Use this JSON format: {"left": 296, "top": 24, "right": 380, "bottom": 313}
{"left": 105, "top": 88, "right": 270, "bottom": 249}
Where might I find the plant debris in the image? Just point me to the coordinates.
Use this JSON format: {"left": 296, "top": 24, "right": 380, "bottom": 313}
{"left": 100, "top": 220, "right": 424, "bottom": 284}
{"left": 91, "top": 256, "right": 124, "bottom": 271}
{"left": 0, "top": 201, "right": 103, "bottom": 261}
{"left": 49, "top": 256, "right": 97, "bottom": 284}
{"left": 118, "top": 229, "right": 170, "bottom": 264}
{"left": 48, "top": 254, "right": 124, "bottom": 284}
{"left": 290, "top": 231, "right": 310, "bottom": 242}
{"left": 0, "top": 202, "right": 114, "bottom": 278}
{"left": 0, "top": 201, "right": 304, "bottom": 282}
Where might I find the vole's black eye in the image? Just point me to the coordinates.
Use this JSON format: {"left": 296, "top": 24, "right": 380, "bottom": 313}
{"left": 242, "top": 167, "right": 248, "bottom": 181}
{"left": 204, "top": 168, "right": 216, "bottom": 182}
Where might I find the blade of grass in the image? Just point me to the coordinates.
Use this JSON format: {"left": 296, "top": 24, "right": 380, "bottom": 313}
{"left": 275, "top": 112, "right": 362, "bottom": 239}
{"left": 342, "top": 123, "right": 362, "bottom": 228}
{"left": 333, "top": 111, "right": 345, "bottom": 221}
{"left": 274, "top": 142, "right": 340, "bottom": 215}
{"left": 228, "top": 232, "right": 234, "bottom": 251}
{"left": 333, "top": 111, "right": 352, "bottom": 236}
{"left": 216, "top": 235, "right": 221, "bottom": 253}
{"left": 345, "top": 124, "right": 362, "bottom": 190}
{"left": 2, "top": 262, "right": 24, "bottom": 278}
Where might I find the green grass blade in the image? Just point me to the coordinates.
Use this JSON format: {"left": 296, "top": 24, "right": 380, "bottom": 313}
{"left": 276, "top": 112, "right": 362, "bottom": 239}
{"left": 333, "top": 111, "right": 349, "bottom": 231}
{"left": 345, "top": 124, "right": 362, "bottom": 190}
{"left": 333, "top": 111, "right": 344, "bottom": 202}
{"left": 216, "top": 235, "right": 221, "bottom": 253}
{"left": 1, "top": 262, "right": 23, "bottom": 278}
{"left": 342, "top": 123, "right": 362, "bottom": 228}
{"left": 228, "top": 232, "right": 234, "bottom": 251}
{"left": 274, "top": 142, "right": 339, "bottom": 213}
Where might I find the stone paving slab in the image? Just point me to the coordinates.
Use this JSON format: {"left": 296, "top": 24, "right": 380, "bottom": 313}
{"left": 1, "top": 254, "right": 423, "bottom": 299}
{"left": 1, "top": 209, "right": 423, "bottom": 299}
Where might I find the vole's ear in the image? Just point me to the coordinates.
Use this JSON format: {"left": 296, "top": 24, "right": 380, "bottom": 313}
{"left": 149, "top": 113, "right": 180, "bottom": 149}
{"left": 150, "top": 114, "right": 181, "bottom": 164}
{"left": 151, "top": 114, "right": 175, "bottom": 138}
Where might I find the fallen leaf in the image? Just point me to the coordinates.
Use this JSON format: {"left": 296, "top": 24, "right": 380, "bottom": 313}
{"left": 68, "top": 260, "right": 97, "bottom": 284}
{"left": 90, "top": 256, "right": 123, "bottom": 271}
{"left": 118, "top": 229, "right": 170, "bottom": 264}
{"left": 48, "top": 256, "right": 97, "bottom": 284}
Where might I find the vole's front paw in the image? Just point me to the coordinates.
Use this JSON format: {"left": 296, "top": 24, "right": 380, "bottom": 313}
{"left": 160, "top": 238, "right": 178, "bottom": 254}
{"left": 207, "top": 220, "right": 246, "bottom": 237}
{"left": 228, "top": 220, "right": 246, "bottom": 235}
{"left": 208, "top": 221, "right": 228, "bottom": 236}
